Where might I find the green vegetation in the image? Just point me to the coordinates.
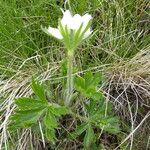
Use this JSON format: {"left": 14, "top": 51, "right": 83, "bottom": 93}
{"left": 0, "top": 0, "right": 150, "bottom": 150}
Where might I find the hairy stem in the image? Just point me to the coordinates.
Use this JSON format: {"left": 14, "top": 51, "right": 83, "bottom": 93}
{"left": 65, "top": 50, "right": 74, "bottom": 106}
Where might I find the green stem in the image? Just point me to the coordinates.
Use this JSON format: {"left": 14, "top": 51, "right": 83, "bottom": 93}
{"left": 65, "top": 50, "right": 74, "bottom": 106}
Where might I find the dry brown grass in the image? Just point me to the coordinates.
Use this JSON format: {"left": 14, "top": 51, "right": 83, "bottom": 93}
{"left": 104, "top": 47, "right": 150, "bottom": 149}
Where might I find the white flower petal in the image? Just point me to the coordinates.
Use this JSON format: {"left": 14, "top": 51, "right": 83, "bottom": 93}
{"left": 61, "top": 10, "right": 72, "bottom": 28}
{"left": 82, "top": 14, "right": 92, "bottom": 30}
{"left": 69, "top": 14, "right": 82, "bottom": 30}
{"left": 82, "top": 14, "right": 92, "bottom": 23}
{"left": 45, "top": 10, "right": 93, "bottom": 42}
{"left": 48, "top": 27, "right": 63, "bottom": 39}
{"left": 83, "top": 28, "right": 92, "bottom": 39}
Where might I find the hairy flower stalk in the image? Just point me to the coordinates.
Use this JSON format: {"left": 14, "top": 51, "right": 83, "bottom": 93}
{"left": 65, "top": 50, "right": 73, "bottom": 105}
{"left": 42, "top": 9, "right": 92, "bottom": 106}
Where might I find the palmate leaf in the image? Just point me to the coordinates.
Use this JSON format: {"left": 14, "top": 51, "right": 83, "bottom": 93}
{"left": 70, "top": 123, "right": 96, "bottom": 148}
{"left": 84, "top": 72, "right": 96, "bottom": 88}
{"left": 83, "top": 124, "right": 96, "bottom": 148}
{"left": 86, "top": 99, "right": 120, "bottom": 134}
{"left": 44, "top": 109, "right": 58, "bottom": 129}
{"left": 43, "top": 105, "right": 70, "bottom": 130}
{"left": 49, "top": 104, "right": 69, "bottom": 117}
{"left": 15, "top": 97, "right": 47, "bottom": 110}
{"left": 45, "top": 128, "right": 56, "bottom": 143}
{"left": 43, "top": 105, "right": 70, "bottom": 142}
{"left": 70, "top": 122, "right": 88, "bottom": 139}
{"left": 85, "top": 98, "right": 105, "bottom": 117}
{"left": 74, "top": 71, "right": 103, "bottom": 101}
{"left": 84, "top": 71, "right": 102, "bottom": 88}
{"left": 9, "top": 78, "right": 70, "bottom": 144}
{"left": 74, "top": 75, "right": 85, "bottom": 92}
{"left": 9, "top": 108, "right": 46, "bottom": 131}
{"left": 43, "top": 105, "right": 70, "bottom": 143}
{"left": 85, "top": 89, "right": 104, "bottom": 101}
{"left": 73, "top": 71, "right": 120, "bottom": 147}
{"left": 31, "top": 79, "right": 47, "bottom": 103}
{"left": 98, "top": 116, "right": 120, "bottom": 134}
{"left": 9, "top": 79, "right": 49, "bottom": 131}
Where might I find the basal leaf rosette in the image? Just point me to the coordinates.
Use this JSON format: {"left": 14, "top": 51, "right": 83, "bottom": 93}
{"left": 42, "top": 10, "right": 92, "bottom": 50}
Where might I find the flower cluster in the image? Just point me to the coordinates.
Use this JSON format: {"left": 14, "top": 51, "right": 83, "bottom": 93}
{"left": 42, "top": 10, "right": 92, "bottom": 50}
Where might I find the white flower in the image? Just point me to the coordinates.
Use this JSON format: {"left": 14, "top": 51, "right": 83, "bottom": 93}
{"left": 47, "top": 27, "right": 63, "bottom": 39}
{"left": 42, "top": 10, "right": 92, "bottom": 49}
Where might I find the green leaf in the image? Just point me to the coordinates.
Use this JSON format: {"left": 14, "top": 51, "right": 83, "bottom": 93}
{"left": 74, "top": 72, "right": 104, "bottom": 101}
{"left": 9, "top": 108, "right": 46, "bottom": 130}
{"left": 50, "top": 105, "right": 69, "bottom": 117}
{"left": 101, "top": 117, "right": 120, "bottom": 134}
{"left": 44, "top": 109, "right": 58, "bottom": 129}
{"left": 92, "top": 72, "right": 103, "bottom": 87}
{"left": 90, "top": 143, "right": 103, "bottom": 150}
{"left": 83, "top": 124, "right": 96, "bottom": 148}
{"left": 90, "top": 92, "right": 104, "bottom": 101}
{"left": 45, "top": 128, "right": 56, "bottom": 143}
{"left": 86, "top": 99, "right": 120, "bottom": 135}
{"left": 74, "top": 76, "right": 85, "bottom": 92}
{"left": 15, "top": 97, "right": 47, "bottom": 110}
{"left": 84, "top": 71, "right": 102, "bottom": 88}
{"left": 85, "top": 87, "right": 96, "bottom": 96}
{"left": 84, "top": 71, "right": 94, "bottom": 88}
{"left": 85, "top": 100, "right": 97, "bottom": 116}
{"left": 31, "top": 79, "right": 47, "bottom": 103}
{"left": 70, "top": 123, "right": 88, "bottom": 139}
